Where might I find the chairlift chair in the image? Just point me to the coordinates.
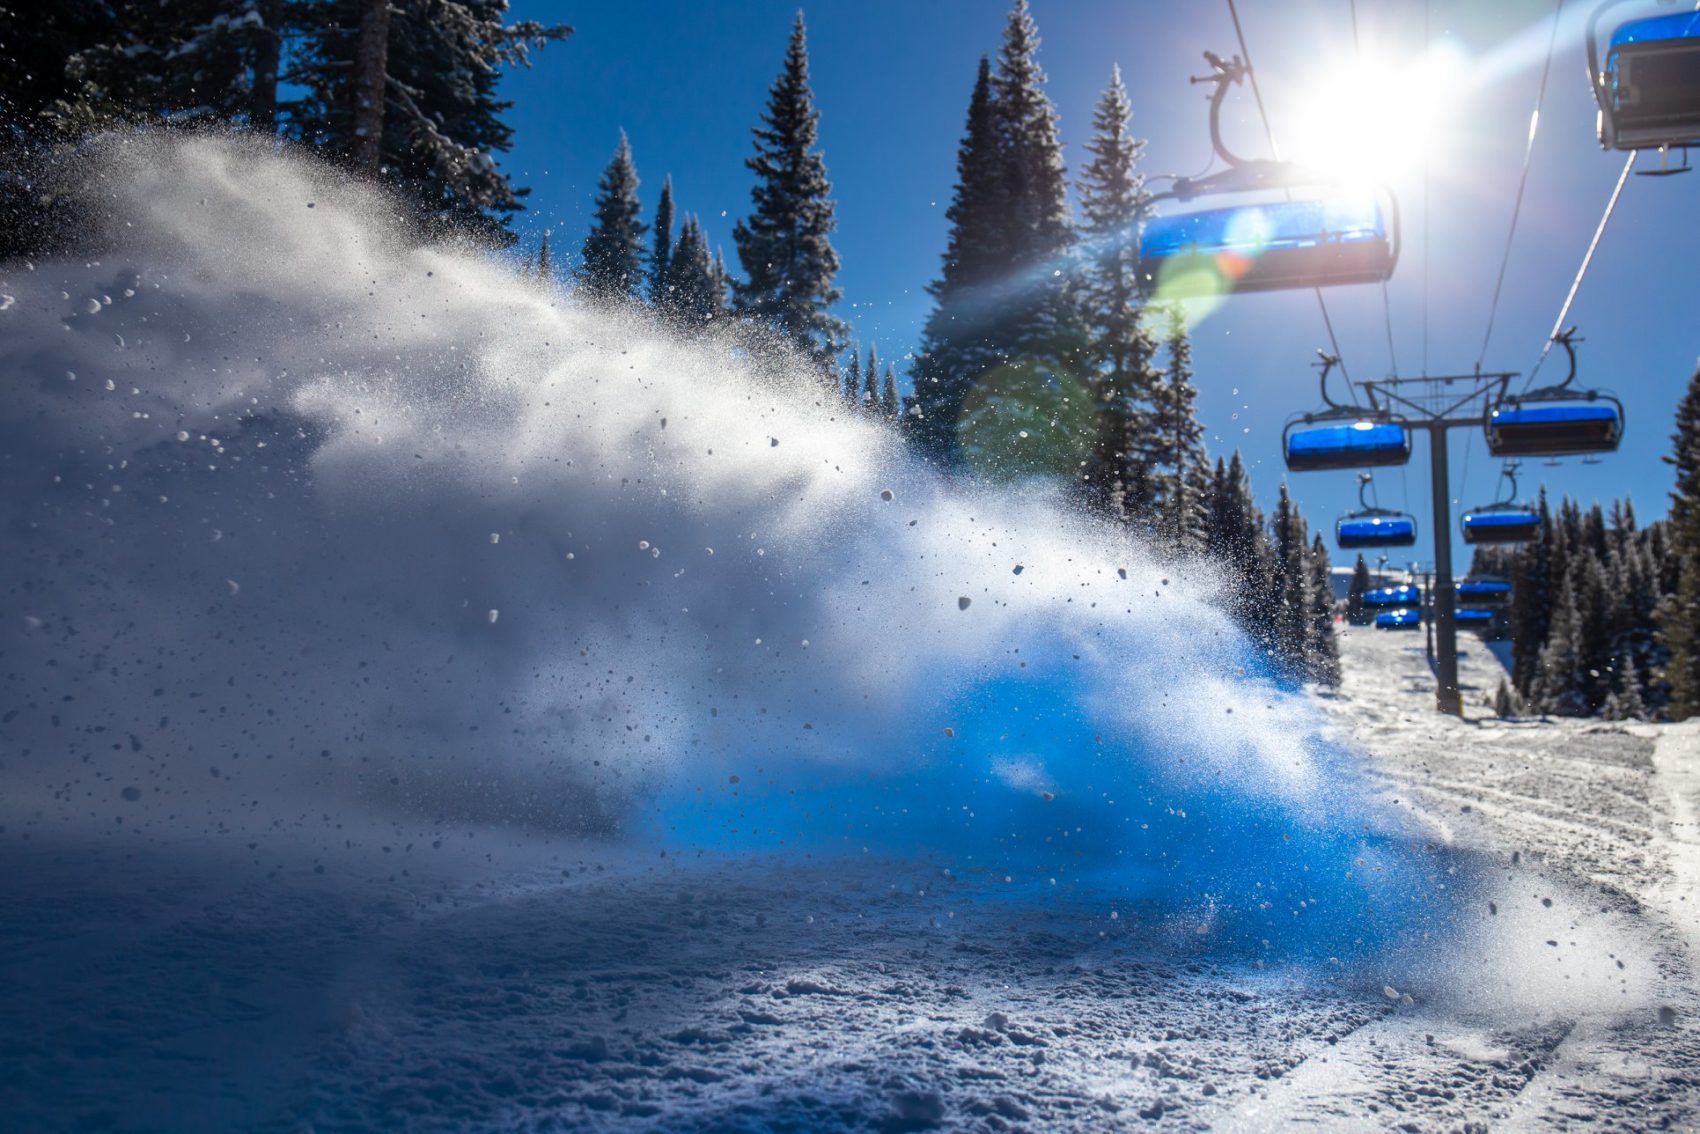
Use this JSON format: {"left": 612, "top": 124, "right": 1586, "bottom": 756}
{"left": 1456, "top": 577, "right": 1513, "bottom": 606}
{"left": 1455, "top": 607, "right": 1498, "bottom": 631}
{"left": 1335, "top": 473, "right": 1418, "bottom": 549}
{"left": 1285, "top": 352, "right": 1412, "bottom": 472}
{"left": 1375, "top": 608, "right": 1422, "bottom": 630}
{"left": 1138, "top": 51, "right": 1401, "bottom": 300}
{"left": 1461, "top": 464, "right": 1542, "bottom": 545}
{"left": 1364, "top": 584, "right": 1422, "bottom": 609}
{"left": 1590, "top": 7, "right": 1700, "bottom": 154}
{"left": 1485, "top": 329, "right": 1624, "bottom": 458}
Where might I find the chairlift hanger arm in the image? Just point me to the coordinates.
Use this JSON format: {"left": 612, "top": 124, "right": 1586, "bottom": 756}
{"left": 1194, "top": 51, "right": 1256, "bottom": 170}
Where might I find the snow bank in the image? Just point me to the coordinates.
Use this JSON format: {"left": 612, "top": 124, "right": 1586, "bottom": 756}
{"left": 0, "top": 134, "right": 1462, "bottom": 959}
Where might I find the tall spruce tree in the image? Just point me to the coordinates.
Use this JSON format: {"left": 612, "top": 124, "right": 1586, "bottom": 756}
{"left": 731, "top": 13, "right": 848, "bottom": 371}
{"left": 577, "top": 132, "right": 647, "bottom": 300}
{"left": 649, "top": 175, "right": 675, "bottom": 307}
{"left": 881, "top": 364, "right": 899, "bottom": 420}
{"left": 1659, "top": 363, "right": 1700, "bottom": 718}
{"left": 1307, "top": 532, "right": 1341, "bottom": 685}
{"left": 1150, "top": 304, "right": 1210, "bottom": 555}
{"left": 1077, "top": 64, "right": 1158, "bottom": 523}
{"left": 666, "top": 213, "right": 725, "bottom": 328}
{"left": 843, "top": 345, "right": 862, "bottom": 407}
{"left": 1347, "top": 553, "right": 1372, "bottom": 625}
{"left": 863, "top": 344, "right": 881, "bottom": 415}
{"left": 1205, "top": 453, "right": 1277, "bottom": 656}
{"left": 1270, "top": 482, "right": 1312, "bottom": 680}
{"left": 535, "top": 228, "right": 552, "bottom": 281}
{"left": 989, "top": 0, "right": 1075, "bottom": 364}
{"left": 910, "top": 55, "right": 1004, "bottom": 462}
{"left": 286, "top": 0, "right": 570, "bottom": 242}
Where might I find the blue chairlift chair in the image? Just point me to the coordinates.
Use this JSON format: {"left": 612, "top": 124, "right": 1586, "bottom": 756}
{"left": 1335, "top": 473, "right": 1418, "bottom": 549}
{"left": 1485, "top": 329, "right": 1623, "bottom": 458}
{"left": 1591, "top": 8, "right": 1700, "bottom": 154}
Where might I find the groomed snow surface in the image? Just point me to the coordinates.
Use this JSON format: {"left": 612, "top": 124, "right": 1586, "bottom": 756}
{"left": 2, "top": 136, "right": 1698, "bottom": 1131}
{"left": 4, "top": 629, "right": 1699, "bottom": 1132}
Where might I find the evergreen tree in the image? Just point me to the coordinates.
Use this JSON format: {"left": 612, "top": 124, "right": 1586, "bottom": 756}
{"left": 843, "top": 345, "right": 862, "bottom": 408}
{"left": 1205, "top": 453, "right": 1276, "bottom": 657}
{"left": 1307, "top": 532, "right": 1341, "bottom": 686}
{"left": 863, "top": 343, "right": 881, "bottom": 415}
{"left": 910, "top": 55, "right": 1004, "bottom": 462}
{"left": 881, "top": 364, "right": 899, "bottom": 420}
{"left": 285, "top": 0, "right": 570, "bottom": 242}
{"left": 1150, "top": 304, "right": 1209, "bottom": 555}
{"left": 1347, "top": 553, "right": 1372, "bottom": 626}
{"left": 989, "top": 0, "right": 1075, "bottom": 364}
{"left": 535, "top": 228, "right": 552, "bottom": 281}
{"left": 1076, "top": 64, "right": 1157, "bottom": 521}
{"left": 649, "top": 175, "right": 675, "bottom": 307}
{"left": 666, "top": 213, "right": 725, "bottom": 328}
{"left": 731, "top": 13, "right": 848, "bottom": 371}
{"left": 1493, "top": 677, "right": 1518, "bottom": 718}
{"left": 1270, "top": 482, "right": 1312, "bottom": 680}
{"left": 1659, "top": 363, "right": 1700, "bottom": 718}
{"left": 51, "top": 0, "right": 283, "bottom": 132}
{"left": 577, "top": 132, "right": 647, "bottom": 300}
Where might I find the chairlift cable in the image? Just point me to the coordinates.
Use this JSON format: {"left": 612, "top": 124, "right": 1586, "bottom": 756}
{"left": 1477, "top": 0, "right": 1564, "bottom": 370}
{"left": 1350, "top": 0, "right": 1403, "bottom": 378}
{"left": 1225, "top": 0, "right": 1351, "bottom": 380}
{"left": 1526, "top": 151, "right": 1634, "bottom": 388}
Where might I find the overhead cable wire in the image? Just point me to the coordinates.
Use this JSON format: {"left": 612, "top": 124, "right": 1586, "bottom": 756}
{"left": 1225, "top": 0, "right": 1351, "bottom": 382}
{"left": 1477, "top": 0, "right": 1564, "bottom": 370}
{"left": 1350, "top": 0, "right": 1402, "bottom": 378}
{"left": 1526, "top": 150, "right": 1635, "bottom": 387}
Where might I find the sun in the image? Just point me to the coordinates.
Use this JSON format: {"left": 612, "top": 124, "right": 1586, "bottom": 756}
{"left": 1281, "top": 45, "right": 1465, "bottom": 187}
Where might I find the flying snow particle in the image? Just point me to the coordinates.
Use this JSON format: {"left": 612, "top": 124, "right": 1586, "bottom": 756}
{"left": 121, "top": 786, "right": 141, "bottom": 802}
{"left": 880, "top": 489, "right": 894, "bottom": 501}
{"left": 225, "top": 579, "right": 240, "bottom": 595}
{"left": 489, "top": 533, "right": 500, "bottom": 545}
{"left": 958, "top": 596, "right": 971, "bottom": 611}
{"left": 487, "top": 609, "right": 499, "bottom": 624}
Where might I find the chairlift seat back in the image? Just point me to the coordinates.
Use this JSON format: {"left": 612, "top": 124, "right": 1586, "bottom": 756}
{"left": 1455, "top": 607, "right": 1497, "bottom": 627}
{"left": 1336, "top": 512, "right": 1417, "bottom": 549}
{"left": 1374, "top": 608, "right": 1422, "bottom": 630}
{"left": 1364, "top": 584, "right": 1422, "bottom": 609}
{"left": 1485, "top": 401, "right": 1622, "bottom": 457}
{"left": 1457, "top": 578, "right": 1512, "bottom": 605}
{"left": 1461, "top": 508, "right": 1541, "bottom": 545}
{"left": 1285, "top": 420, "right": 1412, "bottom": 472}
{"left": 1140, "top": 196, "right": 1395, "bottom": 298}
{"left": 1602, "top": 13, "right": 1700, "bottom": 151}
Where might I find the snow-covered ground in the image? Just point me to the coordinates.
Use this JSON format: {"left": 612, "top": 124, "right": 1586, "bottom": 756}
{"left": 3, "top": 628, "right": 1697, "bottom": 1132}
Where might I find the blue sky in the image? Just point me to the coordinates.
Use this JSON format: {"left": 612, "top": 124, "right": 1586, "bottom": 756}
{"left": 498, "top": 0, "right": 1697, "bottom": 577}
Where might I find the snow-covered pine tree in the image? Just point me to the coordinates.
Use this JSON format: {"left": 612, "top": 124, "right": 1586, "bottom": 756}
{"left": 1150, "top": 304, "right": 1209, "bottom": 555}
{"left": 863, "top": 344, "right": 881, "bottom": 416}
{"left": 535, "top": 228, "right": 552, "bottom": 281}
{"left": 1658, "top": 363, "right": 1700, "bottom": 718}
{"left": 1076, "top": 64, "right": 1158, "bottom": 524}
{"left": 1205, "top": 453, "right": 1276, "bottom": 656}
{"left": 843, "top": 345, "right": 862, "bottom": 408}
{"left": 1307, "top": 532, "right": 1341, "bottom": 685}
{"left": 1532, "top": 567, "right": 1589, "bottom": 716}
{"left": 881, "top": 365, "right": 899, "bottom": 421}
{"left": 666, "top": 214, "right": 724, "bottom": 328}
{"left": 910, "top": 55, "right": 1004, "bottom": 463}
{"left": 731, "top": 13, "right": 847, "bottom": 373}
{"left": 1269, "top": 482, "right": 1313, "bottom": 680}
{"left": 649, "top": 175, "right": 675, "bottom": 308}
{"left": 577, "top": 132, "right": 647, "bottom": 301}
{"left": 1508, "top": 488, "right": 1555, "bottom": 699}
{"left": 287, "top": 0, "right": 570, "bottom": 243}
{"left": 1347, "top": 554, "right": 1372, "bottom": 626}
{"left": 51, "top": 0, "right": 283, "bottom": 131}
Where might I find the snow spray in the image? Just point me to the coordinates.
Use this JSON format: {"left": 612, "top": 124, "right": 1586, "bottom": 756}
{"left": 0, "top": 134, "right": 1462, "bottom": 960}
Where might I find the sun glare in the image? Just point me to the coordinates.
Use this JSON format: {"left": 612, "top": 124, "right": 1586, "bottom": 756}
{"left": 1283, "top": 45, "right": 1465, "bottom": 186}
